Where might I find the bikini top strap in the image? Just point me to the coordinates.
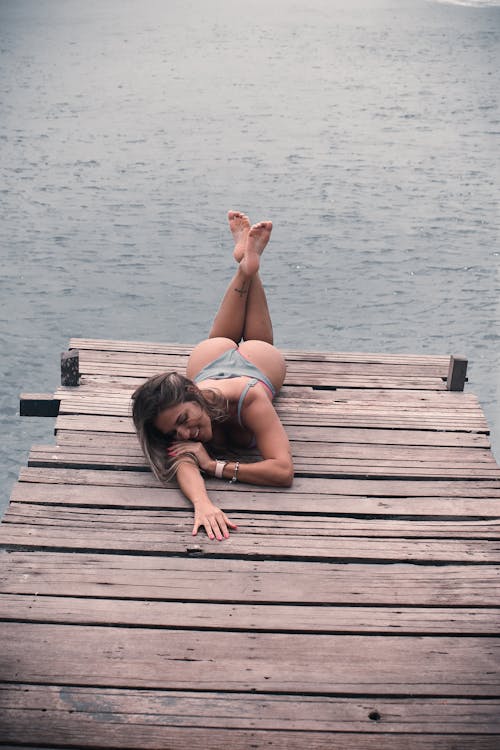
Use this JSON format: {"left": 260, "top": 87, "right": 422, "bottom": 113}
{"left": 237, "top": 378, "right": 258, "bottom": 426}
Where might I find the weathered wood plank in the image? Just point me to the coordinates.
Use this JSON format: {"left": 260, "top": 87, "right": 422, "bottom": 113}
{"left": 2, "top": 684, "right": 500, "bottom": 736}
{"left": 57, "top": 382, "right": 482, "bottom": 404}
{"left": 54, "top": 417, "right": 493, "bottom": 447}
{"left": 2, "top": 518, "right": 500, "bottom": 562}
{"left": 5, "top": 503, "right": 500, "bottom": 540}
{"left": 52, "top": 432, "right": 495, "bottom": 463}
{"left": 2, "top": 623, "right": 500, "bottom": 695}
{"left": 70, "top": 337, "right": 451, "bottom": 365}
{"left": 0, "top": 734, "right": 499, "bottom": 750}
{"left": 16, "top": 466, "right": 500, "bottom": 497}
{"left": 77, "top": 364, "right": 449, "bottom": 390}
{"left": 55, "top": 395, "right": 488, "bottom": 431}
{"left": 2, "top": 553, "right": 499, "bottom": 605}
{"left": 11, "top": 481, "right": 500, "bottom": 517}
{"left": 48, "top": 441, "right": 498, "bottom": 464}
{"left": 26, "top": 445, "right": 500, "bottom": 479}
{"left": 78, "top": 353, "right": 449, "bottom": 379}
{"left": 2, "top": 594, "right": 499, "bottom": 634}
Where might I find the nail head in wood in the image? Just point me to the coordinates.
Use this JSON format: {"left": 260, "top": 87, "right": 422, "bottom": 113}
{"left": 61, "top": 349, "right": 80, "bottom": 386}
{"left": 447, "top": 355, "right": 468, "bottom": 391}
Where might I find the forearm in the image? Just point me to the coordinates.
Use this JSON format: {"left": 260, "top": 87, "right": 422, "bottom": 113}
{"left": 175, "top": 459, "right": 237, "bottom": 541}
{"left": 209, "top": 457, "right": 293, "bottom": 487}
{"left": 176, "top": 460, "right": 211, "bottom": 507}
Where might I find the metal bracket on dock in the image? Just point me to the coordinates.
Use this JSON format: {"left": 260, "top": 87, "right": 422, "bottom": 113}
{"left": 447, "top": 355, "right": 468, "bottom": 391}
{"left": 61, "top": 349, "right": 80, "bottom": 386}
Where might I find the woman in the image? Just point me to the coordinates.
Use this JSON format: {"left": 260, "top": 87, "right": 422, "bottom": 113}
{"left": 132, "top": 211, "right": 293, "bottom": 542}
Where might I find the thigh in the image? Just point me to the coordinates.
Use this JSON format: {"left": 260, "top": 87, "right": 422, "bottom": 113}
{"left": 186, "top": 337, "right": 236, "bottom": 380}
{"left": 238, "top": 340, "right": 286, "bottom": 393}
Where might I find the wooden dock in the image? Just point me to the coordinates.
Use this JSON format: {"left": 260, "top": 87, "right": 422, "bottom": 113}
{"left": 1, "top": 338, "right": 500, "bottom": 749}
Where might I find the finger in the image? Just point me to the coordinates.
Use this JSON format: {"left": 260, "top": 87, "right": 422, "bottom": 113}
{"left": 216, "top": 513, "right": 229, "bottom": 540}
{"left": 192, "top": 520, "right": 199, "bottom": 536}
{"left": 223, "top": 513, "right": 238, "bottom": 530}
{"left": 203, "top": 520, "right": 216, "bottom": 541}
{"left": 208, "top": 516, "right": 223, "bottom": 542}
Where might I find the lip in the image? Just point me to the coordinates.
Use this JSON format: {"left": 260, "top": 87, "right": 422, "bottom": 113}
{"left": 191, "top": 428, "right": 200, "bottom": 440}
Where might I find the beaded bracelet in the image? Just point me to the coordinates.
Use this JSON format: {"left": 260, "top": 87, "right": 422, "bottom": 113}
{"left": 229, "top": 461, "right": 240, "bottom": 484}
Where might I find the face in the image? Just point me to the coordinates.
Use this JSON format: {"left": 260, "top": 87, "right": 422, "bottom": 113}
{"left": 154, "top": 401, "right": 212, "bottom": 443}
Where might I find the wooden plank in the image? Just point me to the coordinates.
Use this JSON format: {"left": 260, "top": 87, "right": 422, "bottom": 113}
{"left": 5, "top": 503, "right": 500, "bottom": 540}
{"left": 77, "top": 351, "right": 449, "bottom": 378}
{"left": 76, "top": 349, "right": 449, "bottom": 375}
{"left": 2, "top": 553, "right": 499, "bottom": 605}
{"left": 5, "top": 502, "right": 500, "bottom": 544}
{"left": 2, "top": 517, "right": 500, "bottom": 562}
{"left": 2, "top": 684, "right": 500, "bottom": 736}
{"left": 11, "top": 481, "right": 500, "bottom": 517}
{"left": 2, "top": 594, "right": 499, "bottom": 634}
{"left": 2, "top": 736, "right": 498, "bottom": 750}
{"left": 54, "top": 395, "right": 485, "bottom": 419}
{"left": 54, "top": 413, "right": 492, "bottom": 443}
{"left": 55, "top": 402, "right": 489, "bottom": 431}
{"left": 26, "top": 447, "right": 500, "bottom": 479}
{"left": 28, "top": 440, "right": 499, "bottom": 470}
{"left": 70, "top": 337, "right": 451, "bottom": 365}
{"left": 58, "top": 382, "right": 481, "bottom": 403}
{"left": 76, "top": 362, "right": 449, "bottom": 390}
{"left": 16, "top": 466, "right": 500, "bottom": 497}
{"left": 56, "top": 432, "right": 496, "bottom": 460}
{"left": 0, "top": 734, "right": 499, "bottom": 750}
{"left": 55, "top": 423, "right": 492, "bottom": 448}
{"left": 2, "top": 623, "right": 500, "bottom": 695}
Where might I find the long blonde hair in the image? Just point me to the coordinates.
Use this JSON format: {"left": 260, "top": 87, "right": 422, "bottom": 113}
{"left": 132, "top": 372, "right": 227, "bottom": 483}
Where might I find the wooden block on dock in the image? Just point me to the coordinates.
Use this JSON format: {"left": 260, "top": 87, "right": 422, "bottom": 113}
{"left": 447, "top": 355, "right": 468, "bottom": 391}
{"left": 61, "top": 349, "right": 79, "bottom": 387}
{"left": 20, "top": 394, "right": 60, "bottom": 418}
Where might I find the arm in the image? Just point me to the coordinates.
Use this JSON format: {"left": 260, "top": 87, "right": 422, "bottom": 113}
{"left": 175, "top": 460, "right": 237, "bottom": 541}
{"left": 226, "top": 395, "right": 294, "bottom": 486}
{"left": 170, "top": 394, "right": 293, "bottom": 487}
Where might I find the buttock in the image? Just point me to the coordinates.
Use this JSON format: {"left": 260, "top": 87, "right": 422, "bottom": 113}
{"left": 186, "top": 338, "right": 237, "bottom": 381}
{"left": 187, "top": 337, "right": 286, "bottom": 394}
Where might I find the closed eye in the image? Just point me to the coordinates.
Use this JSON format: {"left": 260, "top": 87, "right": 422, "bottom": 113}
{"left": 164, "top": 413, "right": 187, "bottom": 441}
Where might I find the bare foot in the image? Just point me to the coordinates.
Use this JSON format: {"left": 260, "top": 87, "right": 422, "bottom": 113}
{"left": 228, "top": 210, "right": 251, "bottom": 263}
{"left": 239, "top": 221, "right": 273, "bottom": 276}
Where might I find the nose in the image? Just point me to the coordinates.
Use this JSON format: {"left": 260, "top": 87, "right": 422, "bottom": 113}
{"left": 176, "top": 425, "right": 190, "bottom": 440}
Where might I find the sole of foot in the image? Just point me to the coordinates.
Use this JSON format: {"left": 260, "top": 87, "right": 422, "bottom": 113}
{"left": 228, "top": 210, "right": 251, "bottom": 263}
{"left": 239, "top": 221, "right": 272, "bottom": 276}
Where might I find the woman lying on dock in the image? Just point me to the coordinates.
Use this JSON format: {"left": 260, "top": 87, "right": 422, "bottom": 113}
{"left": 132, "top": 211, "right": 293, "bottom": 541}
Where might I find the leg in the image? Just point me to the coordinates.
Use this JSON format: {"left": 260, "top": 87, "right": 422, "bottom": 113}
{"left": 208, "top": 213, "right": 273, "bottom": 343}
{"left": 208, "top": 264, "right": 252, "bottom": 342}
{"left": 243, "top": 272, "right": 273, "bottom": 344}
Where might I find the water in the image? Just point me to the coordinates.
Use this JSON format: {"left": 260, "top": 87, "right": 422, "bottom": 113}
{"left": 1, "top": 0, "right": 499, "bottom": 516}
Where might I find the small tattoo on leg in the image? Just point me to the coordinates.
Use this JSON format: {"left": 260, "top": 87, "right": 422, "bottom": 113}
{"left": 234, "top": 285, "right": 248, "bottom": 297}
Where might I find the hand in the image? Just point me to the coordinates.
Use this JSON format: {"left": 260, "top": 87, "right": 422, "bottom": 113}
{"left": 168, "top": 440, "right": 213, "bottom": 472}
{"left": 192, "top": 498, "right": 238, "bottom": 541}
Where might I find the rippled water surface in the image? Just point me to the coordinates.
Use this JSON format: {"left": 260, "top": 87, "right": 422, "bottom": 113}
{"left": 1, "top": 0, "right": 499, "bottom": 514}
